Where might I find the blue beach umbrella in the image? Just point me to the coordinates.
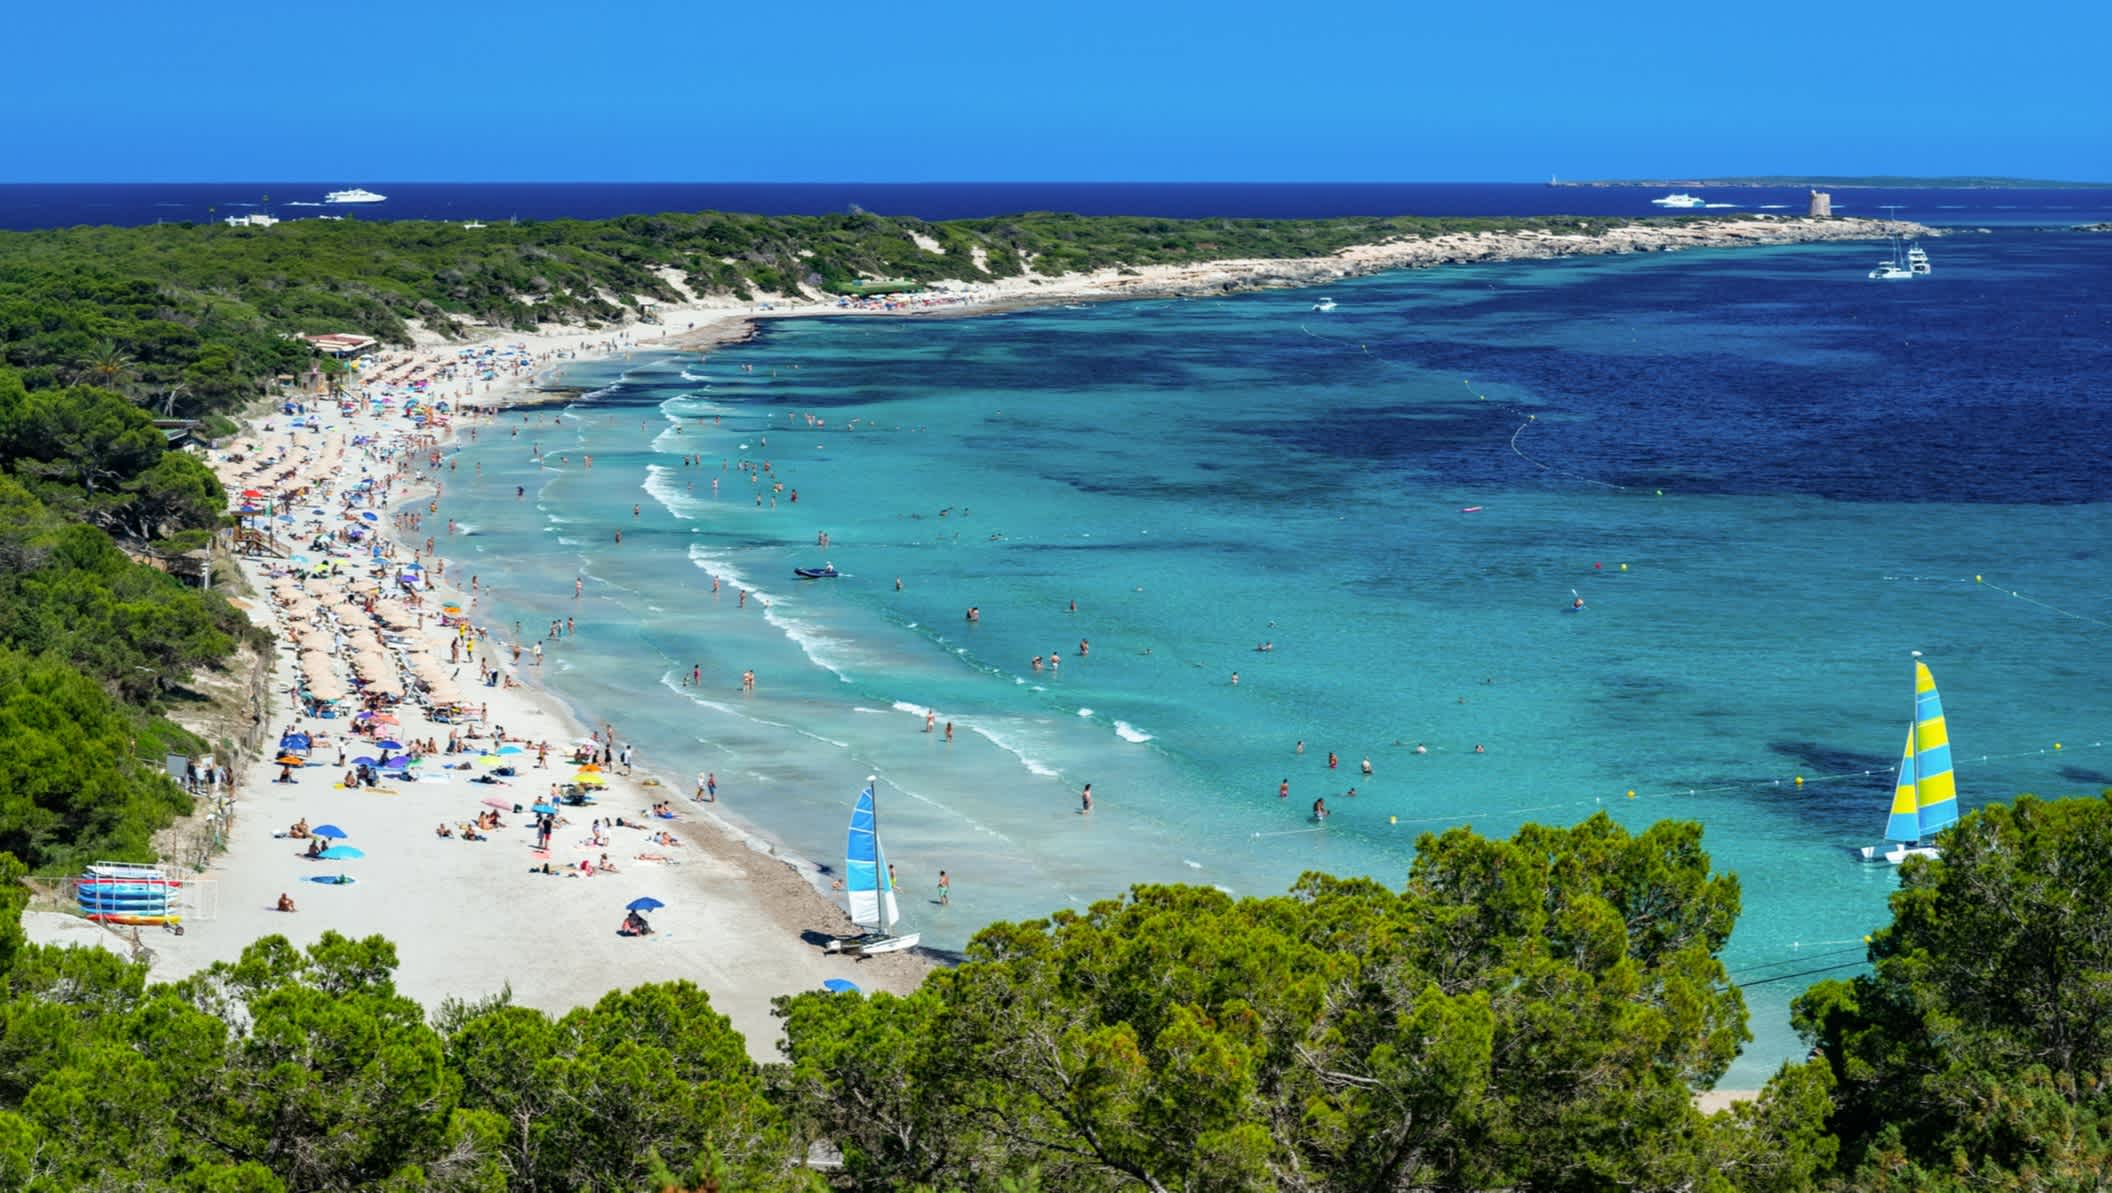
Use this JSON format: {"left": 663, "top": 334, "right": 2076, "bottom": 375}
{"left": 351, "top": 756, "right": 380, "bottom": 767}
{"left": 310, "top": 825, "right": 347, "bottom": 839}
{"left": 289, "top": 555, "right": 310, "bottom": 565}
{"left": 822, "top": 978, "right": 861, "bottom": 994}
{"left": 277, "top": 514, "right": 295, "bottom": 523}
{"left": 625, "top": 897, "right": 664, "bottom": 912}
{"left": 359, "top": 511, "right": 379, "bottom": 522}
{"left": 373, "top": 739, "right": 404, "bottom": 751}
{"left": 496, "top": 744, "right": 524, "bottom": 755}
{"left": 317, "top": 845, "right": 364, "bottom": 860}
{"left": 381, "top": 757, "right": 411, "bottom": 770}
{"left": 531, "top": 803, "right": 557, "bottom": 815}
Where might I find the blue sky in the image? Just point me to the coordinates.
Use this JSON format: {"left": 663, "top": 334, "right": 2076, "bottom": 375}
{"left": 5, "top": 0, "right": 2106, "bottom": 181}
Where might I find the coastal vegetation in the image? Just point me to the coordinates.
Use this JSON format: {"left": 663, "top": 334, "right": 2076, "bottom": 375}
{"left": 0, "top": 210, "right": 1648, "bottom": 417}
{"left": 5, "top": 797, "right": 2112, "bottom": 1189}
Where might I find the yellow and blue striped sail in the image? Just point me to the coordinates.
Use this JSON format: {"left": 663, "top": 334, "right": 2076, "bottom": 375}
{"left": 1885, "top": 730, "right": 1921, "bottom": 842}
{"left": 1910, "top": 660, "right": 1958, "bottom": 837}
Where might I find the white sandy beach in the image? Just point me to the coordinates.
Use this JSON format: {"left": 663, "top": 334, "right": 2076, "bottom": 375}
{"left": 138, "top": 363, "right": 928, "bottom": 1061}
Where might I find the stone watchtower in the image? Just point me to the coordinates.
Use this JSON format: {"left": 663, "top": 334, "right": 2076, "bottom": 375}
{"left": 1808, "top": 190, "right": 1833, "bottom": 218}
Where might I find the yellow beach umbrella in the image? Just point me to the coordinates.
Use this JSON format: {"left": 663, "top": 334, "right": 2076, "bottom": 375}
{"left": 574, "top": 772, "right": 607, "bottom": 787}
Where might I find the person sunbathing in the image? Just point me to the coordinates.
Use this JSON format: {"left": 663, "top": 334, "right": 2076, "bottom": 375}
{"left": 435, "top": 822, "right": 453, "bottom": 838}
{"left": 619, "top": 910, "right": 652, "bottom": 936}
{"left": 651, "top": 831, "right": 682, "bottom": 847}
{"left": 276, "top": 893, "right": 297, "bottom": 912}
{"left": 597, "top": 854, "right": 617, "bottom": 874}
{"left": 290, "top": 818, "right": 311, "bottom": 838}
{"left": 635, "top": 852, "right": 672, "bottom": 863}
{"left": 304, "top": 838, "right": 325, "bottom": 858}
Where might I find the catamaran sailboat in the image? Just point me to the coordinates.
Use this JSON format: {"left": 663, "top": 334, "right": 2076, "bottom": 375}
{"left": 825, "top": 777, "right": 920, "bottom": 956}
{"left": 1853, "top": 653, "right": 1960, "bottom": 864}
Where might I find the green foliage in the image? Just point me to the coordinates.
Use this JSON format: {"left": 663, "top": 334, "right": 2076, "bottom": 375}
{"left": 1794, "top": 792, "right": 2112, "bottom": 1190}
{"left": 1, "top": 210, "right": 1653, "bottom": 419}
{"left": 0, "top": 648, "right": 195, "bottom": 869}
{"left": 779, "top": 813, "right": 1809, "bottom": 1191}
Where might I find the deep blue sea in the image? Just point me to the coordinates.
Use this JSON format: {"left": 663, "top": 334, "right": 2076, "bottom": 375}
{"left": 427, "top": 227, "right": 2112, "bottom": 1085}
{"left": 3, "top": 181, "right": 2110, "bottom": 231}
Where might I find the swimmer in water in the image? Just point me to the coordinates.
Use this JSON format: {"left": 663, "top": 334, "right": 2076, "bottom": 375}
{"left": 1474, "top": 744, "right": 1486, "bottom": 754}
{"left": 1361, "top": 757, "right": 1372, "bottom": 776}
{"left": 1278, "top": 779, "right": 1289, "bottom": 800}
{"left": 1312, "top": 797, "right": 1328, "bottom": 820}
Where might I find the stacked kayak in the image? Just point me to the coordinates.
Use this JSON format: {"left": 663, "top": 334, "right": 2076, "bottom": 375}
{"left": 76, "top": 862, "right": 181, "bottom": 925}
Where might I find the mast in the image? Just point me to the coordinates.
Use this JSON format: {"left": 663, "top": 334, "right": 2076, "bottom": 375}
{"left": 867, "top": 775, "right": 893, "bottom": 936}
{"left": 1908, "top": 651, "right": 1923, "bottom": 842}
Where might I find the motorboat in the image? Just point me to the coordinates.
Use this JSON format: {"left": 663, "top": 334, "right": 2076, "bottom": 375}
{"left": 1875, "top": 206, "right": 1926, "bottom": 278}
{"left": 1906, "top": 243, "right": 1932, "bottom": 275}
{"left": 1311, "top": 298, "right": 1338, "bottom": 312}
{"left": 1650, "top": 193, "right": 1706, "bottom": 208}
{"left": 323, "top": 188, "right": 387, "bottom": 204}
{"left": 794, "top": 563, "right": 839, "bottom": 579}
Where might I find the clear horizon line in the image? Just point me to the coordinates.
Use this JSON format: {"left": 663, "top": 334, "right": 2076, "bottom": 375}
{"left": 5, "top": 176, "right": 2109, "bottom": 187}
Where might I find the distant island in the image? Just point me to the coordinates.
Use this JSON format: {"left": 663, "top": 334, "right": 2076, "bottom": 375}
{"left": 1550, "top": 175, "right": 2108, "bottom": 189}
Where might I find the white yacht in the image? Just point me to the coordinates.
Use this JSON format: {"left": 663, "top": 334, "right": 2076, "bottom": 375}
{"left": 1650, "top": 192, "right": 1706, "bottom": 208}
{"left": 323, "top": 188, "right": 387, "bottom": 204}
{"left": 1868, "top": 206, "right": 1921, "bottom": 280}
{"left": 1906, "top": 243, "right": 1932, "bottom": 275}
{"left": 1312, "top": 298, "right": 1338, "bottom": 312}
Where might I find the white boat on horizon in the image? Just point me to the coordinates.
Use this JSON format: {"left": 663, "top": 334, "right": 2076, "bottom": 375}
{"left": 1650, "top": 192, "right": 1706, "bottom": 208}
{"left": 1312, "top": 298, "right": 1337, "bottom": 312}
{"left": 1853, "top": 653, "right": 1959, "bottom": 864}
{"left": 324, "top": 188, "right": 387, "bottom": 204}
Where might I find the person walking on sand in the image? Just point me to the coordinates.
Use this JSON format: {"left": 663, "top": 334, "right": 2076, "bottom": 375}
{"left": 937, "top": 870, "right": 950, "bottom": 905}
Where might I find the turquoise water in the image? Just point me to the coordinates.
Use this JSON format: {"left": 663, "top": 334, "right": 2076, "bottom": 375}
{"left": 437, "top": 231, "right": 2112, "bottom": 1083}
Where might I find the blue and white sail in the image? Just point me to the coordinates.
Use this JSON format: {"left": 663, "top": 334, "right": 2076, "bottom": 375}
{"left": 845, "top": 779, "right": 898, "bottom": 933}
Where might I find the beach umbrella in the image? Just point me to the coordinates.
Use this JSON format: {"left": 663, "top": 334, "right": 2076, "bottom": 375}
{"left": 480, "top": 796, "right": 511, "bottom": 810}
{"left": 359, "top": 511, "right": 379, "bottom": 522}
{"left": 574, "top": 773, "right": 606, "bottom": 787}
{"left": 496, "top": 744, "right": 524, "bottom": 755}
{"left": 310, "top": 825, "right": 347, "bottom": 839}
{"left": 381, "top": 757, "right": 411, "bottom": 770}
{"left": 241, "top": 489, "right": 262, "bottom": 498}
{"left": 274, "top": 753, "right": 305, "bottom": 766}
{"left": 625, "top": 897, "right": 665, "bottom": 912}
{"left": 373, "top": 739, "right": 404, "bottom": 751}
{"left": 351, "top": 756, "right": 380, "bottom": 767}
{"left": 472, "top": 754, "right": 504, "bottom": 768}
{"left": 822, "top": 978, "right": 861, "bottom": 994}
{"left": 317, "top": 845, "right": 364, "bottom": 860}
{"left": 277, "top": 514, "right": 295, "bottom": 523}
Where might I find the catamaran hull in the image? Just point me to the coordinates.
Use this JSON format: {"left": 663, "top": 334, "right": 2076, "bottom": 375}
{"left": 1852, "top": 843, "right": 1940, "bottom": 864}
{"left": 828, "top": 932, "right": 921, "bottom": 957}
